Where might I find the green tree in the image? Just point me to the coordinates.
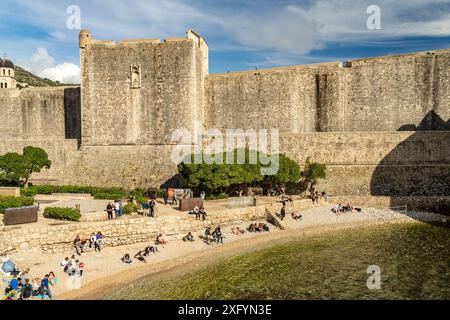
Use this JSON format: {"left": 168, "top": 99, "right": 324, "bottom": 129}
{"left": 301, "top": 157, "right": 327, "bottom": 194}
{"left": 0, "top": 146, "right": 52, "bottom": 187}
{"left": 178, "top": 149, "right": 300, "bottom": 197}
{"left": 0, "top": 152, "right": 28, "bottom": 186}
{"left": 22, "top": 146, "right": 52, "bottom": 186}
{"left": 263, "top": 153, "right": 301, "bottom": 193}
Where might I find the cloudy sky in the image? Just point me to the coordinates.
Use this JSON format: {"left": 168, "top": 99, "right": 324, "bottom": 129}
{"left": 1, "top": 0, "right": 450, "bottom": 83}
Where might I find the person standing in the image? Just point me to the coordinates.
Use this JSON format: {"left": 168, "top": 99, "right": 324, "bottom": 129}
{"left": 106, "top": 202, "right": 114, "bottom": 220}
{"left": 200, "top": 206, "right": 207, "bottom": 221}
{"left": 114, "top": 200, "right": 120, "bottom": 218}
{"left": 119, "top": 200, "right": 124, "bottom": 217}
{"left": 149, "top": 199, "right": 155, "bottom": 218}
{"left": 280, "top": 204, "right": 286, "bottom": 221}
{"left": 73, "top": 235, "right": 83, "bottom": 256}
{"left": 163, "top": 189, "right": 168, "bottom": 205}
{"left": 193, "top": 205, "right": 200, "bottom": 220}
{"left": 200, "top": 191, "right": 205, "bottom": 200}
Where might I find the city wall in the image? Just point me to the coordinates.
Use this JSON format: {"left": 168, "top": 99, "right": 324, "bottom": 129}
{"left": 205, "top": 49, "right": 450, "bottom": 132}
{"left": 0, "top": 30, "right": 448, "bottom": 202}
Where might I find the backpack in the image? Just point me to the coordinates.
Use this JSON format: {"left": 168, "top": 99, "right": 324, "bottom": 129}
{"left": 22, "top": 284, "right": 32, "bottom": 298}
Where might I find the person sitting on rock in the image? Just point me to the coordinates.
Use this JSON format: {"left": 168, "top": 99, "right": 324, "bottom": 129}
{"left": 183, "top": 232, "right": 195, "bottom": 242}
{"left": 156, "top": 234, "right": 167, "bottom": 247}
{"left": 212, "top": 226, "right": 224, "bottom": 244}
{"left": 247, "top": 223, "right": 256, "bottom": 232}
{"left": 143, "top": 246, "right": 159, "bottom": 256}
{"left": 134, "top": 251, "right": 147, "bottom": 263}
{"left": 73, "top": 235, "right": 83, "bottom": 256}
{"left": 121, "top": 254, "right": 132, "bottom": 264}
{"left": 291, "top": 212, "right": 302, "bottom": 220}
{"left": 203, "top": 227, "right": 213, "bottom": 244}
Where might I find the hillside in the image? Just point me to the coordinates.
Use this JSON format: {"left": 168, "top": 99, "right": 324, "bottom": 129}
{"left": 15, "top": 66, "right": 66, "bottom": 88}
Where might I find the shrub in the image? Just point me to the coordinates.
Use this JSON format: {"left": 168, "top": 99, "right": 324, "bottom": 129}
{"left": 93, "top": 192, "right": 125, "bottom": 200}
{"left": 43, "top": 207, "right": 81, "bottom": 222}
{"left": 21, "top": 185, "right": 128, "bottom": 200}
{"left": 205, "top": 193, "right": 229, "bottom": 201}
{"left": 123, "top": 203, "right": 140, "bottom": 215}
{"left": 0, "top": 196, "right": 35, "bottom": 214}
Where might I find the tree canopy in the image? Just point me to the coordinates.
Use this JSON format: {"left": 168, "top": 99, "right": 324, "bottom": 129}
{"left": 0, "top": 146, "right": 52, "bottom": 186}
{"left": 177, "top": 149, "right": 300, "bottom": 195}
{"left": 301, "top": 157, "right": 327, "bottom": 193}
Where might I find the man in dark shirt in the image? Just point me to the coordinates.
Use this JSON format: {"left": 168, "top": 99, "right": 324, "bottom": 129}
{"left": 73, "top": 235, "right": 83, "bottom": 255}
{"left": 280, "top": 204, "right": 286, "bottom": 221}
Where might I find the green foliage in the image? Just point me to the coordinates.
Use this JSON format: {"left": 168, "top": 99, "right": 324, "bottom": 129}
{"left": 0, "top": 196, "right": 35, "bottom": 214}
{"left": 263, "top": 153, "right": 301, "bottom": 187}
{"left": 20, "top": 185, "right": 127, "bottom": 200}
{"left": 205, "top": 193, "right": 229, "bottom": 201}
{"left": 0, "top": 152, "right": 28, "bottom": 186}
{"left": 123, "top": 203, "right": 140, "bottom": 215}
{"left": 301, "top": 157, "right": 327, "bottom": 192}
{"left": 130, "top": 189, "right": 147, "bottom": 204}
{"left": 15, "top": 66, "right": 75, "bottom": 87}
{"left": 178, "top": 149, "right": 300, "bottom": 196}
{"left": 93, "top": 192, "right": 125, "bottom": 200}
{"left": 0, "top": 146, "right": 51, "bottom": 187}
{"left": 43, "top": 207, "right": 81, "bottom": 222}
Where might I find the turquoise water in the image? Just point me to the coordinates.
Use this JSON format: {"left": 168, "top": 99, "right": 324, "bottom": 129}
{"left": 105, "top": 222, "right": 450, "bottom": 300}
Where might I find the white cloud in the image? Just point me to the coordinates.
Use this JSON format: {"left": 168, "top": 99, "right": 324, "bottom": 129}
{"left": 49, "top": 30, "right": 67, "bottom": 41}
{"left": 23, "top": 47, "right": 80, "bottom": 84}
{"left": 29, "top": 47, "right": 54, "bottom": 72}
{"left": 39, "top": 62, "right": 80, "bottom": 84}
{"left": 219, "top": 6, "right": 325, "bottom": 54}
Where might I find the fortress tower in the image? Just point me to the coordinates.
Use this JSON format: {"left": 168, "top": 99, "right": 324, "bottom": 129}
{"left": 0, "top": 56, "right": 16, "bottom": 89}
{"left": 78, "top": 29, "right": 209, "bottom": 146}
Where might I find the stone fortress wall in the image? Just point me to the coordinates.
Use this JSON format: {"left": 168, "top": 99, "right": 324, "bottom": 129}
{"left": 0, "top": 30, "right": 448, "bottom": 199}
{"left": 205, "top": 49, "right": 450, "bottom": 133}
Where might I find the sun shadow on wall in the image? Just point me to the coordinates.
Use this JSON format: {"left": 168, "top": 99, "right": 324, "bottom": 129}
{"left": 370, "top": 111, "right": 450, "bottom": 214}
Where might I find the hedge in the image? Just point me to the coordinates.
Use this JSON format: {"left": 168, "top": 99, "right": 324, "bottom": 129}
{"left": 0, "top": 196, "right": 35, "bottom": 214}
{"left": 21, "top": 185, "right": 128, "bottom": 200}
{"left": 205, "top": 193, "right": 229, "bottom": 201}
{"left": 43, "top": 207, "right": 81, "bottom": 222}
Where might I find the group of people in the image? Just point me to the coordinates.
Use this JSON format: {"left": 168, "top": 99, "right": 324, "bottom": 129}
{"left": 247, "top": 222, "right": 270, "bottom": 232}
{"left": 121, "top": 234, "right": 167, "bottom": 264}
{"left": 61, "top": 255, "right": 85, "bottom": 277}
{"left": 106, "top": 200, "right": 124, "bottom": 220}
{"left": 310, "top": 191, "right": 329, "bottom": 204}
{"left": 331, "top": 204, "right": 362, "bottom": 215}
{"left": 269, "top": 186, "right": 286, "bottom": 197}
{"left": 191, "top": 205, "right": 207, "bottom": 221}
{"left": 3, "top": 269, "right": 57, "bottom": 300}
{"left": 73, "top": 232, "right": 104, "bottom": 256}
{"left": 203, "top": 225, "right": 224, "bottom": 245}
{"left": 142, "top": 199, "right": 156, "bottom": 217}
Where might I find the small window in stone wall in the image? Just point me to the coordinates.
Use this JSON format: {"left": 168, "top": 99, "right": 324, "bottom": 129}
{"left": 130, "top": 65, "right": 141, "bottom": 89}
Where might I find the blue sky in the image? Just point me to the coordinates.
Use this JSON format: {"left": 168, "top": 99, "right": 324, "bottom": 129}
{"left": 2, "top": 0, "right": 450, "bottom": 83}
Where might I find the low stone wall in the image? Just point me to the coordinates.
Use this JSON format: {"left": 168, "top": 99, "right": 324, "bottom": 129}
{"left": 0, "top": 199, "right": 315, "bottom": 255}
{"left": 329, "top": 195, "right": 450, "bottom": 214}
{"left": 0, "top": 187, "right": 20, "bottom": 197}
